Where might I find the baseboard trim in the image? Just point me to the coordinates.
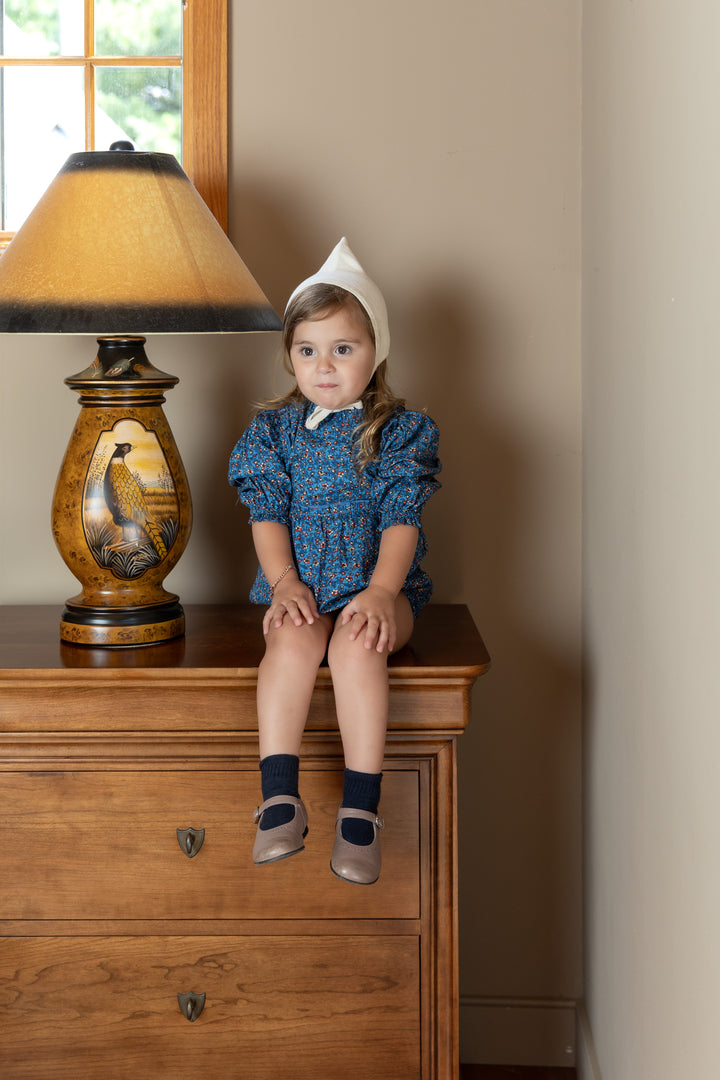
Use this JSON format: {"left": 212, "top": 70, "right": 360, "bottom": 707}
{"left": 460, "top": 996, "right": 578, "bottom": 1067}
{"left": 576, "top": 1002, "right": 603, "bottom": 1080}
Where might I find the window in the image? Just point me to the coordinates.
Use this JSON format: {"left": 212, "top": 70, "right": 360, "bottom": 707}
{"left": 0, "top": 0, "right": 227, "bottom": 249}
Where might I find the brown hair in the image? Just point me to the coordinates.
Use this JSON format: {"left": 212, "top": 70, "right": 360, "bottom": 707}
{"left": 257, "top": 283, "right": 404, "bottom": 471}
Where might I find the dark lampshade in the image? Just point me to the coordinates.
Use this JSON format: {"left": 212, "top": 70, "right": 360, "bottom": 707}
{"left": 0, "top": 148, "right": 281, "bottom": 647}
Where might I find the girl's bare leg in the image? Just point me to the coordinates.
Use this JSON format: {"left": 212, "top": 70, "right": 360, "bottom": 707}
{"left": 327, "top": 594, "right": 414, "bottom": 772}
{"left": 256, "top": 614, "right": 334, "bottom": 759}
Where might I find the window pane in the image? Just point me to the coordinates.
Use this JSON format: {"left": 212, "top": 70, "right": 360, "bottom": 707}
{"left": 95, "top": 66, "right": 181, "bottom": 157}
{"left": 1, "top": 65, "right": 84, "bottom": 230}
{"left": 1, "top": 0, "right": 84, "bottom": 58}
{"left": 94, "top": 0, "right": 181, "bottom": 57}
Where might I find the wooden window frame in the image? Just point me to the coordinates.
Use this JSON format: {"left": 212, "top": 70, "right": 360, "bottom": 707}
{"left": 0, "top": 0, "right": 227, "bottom": 250}
{"left": 183, "top": 0, "right": 228, "bottom": 231}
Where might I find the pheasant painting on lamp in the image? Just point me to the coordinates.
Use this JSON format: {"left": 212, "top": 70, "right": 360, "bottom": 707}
{"left": 0, "top": 147, "right": 281, "bottom": 646}
{"left": 103, "top": 440, "right": 171, "bottom": 568}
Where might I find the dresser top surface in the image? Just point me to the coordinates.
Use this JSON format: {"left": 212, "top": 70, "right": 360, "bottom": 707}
{"left": 0, "top": 603, "right": 490, "bottom": 681}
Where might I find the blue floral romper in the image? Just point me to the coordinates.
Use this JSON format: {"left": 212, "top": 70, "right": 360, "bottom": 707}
{"left": 228, "top": 403, "right": 441, "bottom": 617}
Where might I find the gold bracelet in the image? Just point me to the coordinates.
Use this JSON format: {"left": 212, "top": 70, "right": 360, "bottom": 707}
{"left": 269, "top": 564, "right": 295, "bottom": 593}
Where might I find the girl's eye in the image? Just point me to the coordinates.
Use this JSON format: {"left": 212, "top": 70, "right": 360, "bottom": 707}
{"left": 298, "top": 346, "right": 315, "bottom": 357}
{"left": 335, "top": 344, "right": 351, "bottom": 355}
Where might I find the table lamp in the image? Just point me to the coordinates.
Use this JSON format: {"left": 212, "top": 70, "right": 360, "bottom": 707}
{"left": 0, "top": 146, "right": 281, "bottom": 647}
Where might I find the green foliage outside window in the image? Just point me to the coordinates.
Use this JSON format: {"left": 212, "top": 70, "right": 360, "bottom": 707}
{"left": 94, "top": 0, "right": 181, "bottom": 57}
{"left": 4, "top": 0, "right": 63, "bottom": 54}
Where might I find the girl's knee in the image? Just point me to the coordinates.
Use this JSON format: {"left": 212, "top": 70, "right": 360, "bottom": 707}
{"left": 264, "top": 616, "right": 331, "bottom": 666}
{"left": 327, "top": 624, "right": 388, "bottom": 673}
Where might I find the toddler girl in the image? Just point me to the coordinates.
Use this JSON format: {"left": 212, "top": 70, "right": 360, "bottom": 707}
{"left": 228, "top": 238, "right": 440, "bottom": 884}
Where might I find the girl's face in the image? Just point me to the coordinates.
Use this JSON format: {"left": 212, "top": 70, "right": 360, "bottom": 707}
{"left": 289, "top": 303, "right": 376, "bottom": 412}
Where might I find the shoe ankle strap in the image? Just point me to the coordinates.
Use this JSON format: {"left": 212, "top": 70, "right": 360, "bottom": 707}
{"left": 336, "top": 807, "right": 384, "bottom": 830}
{"left": 254, "top": 794, "right": 302, "bottom": 823}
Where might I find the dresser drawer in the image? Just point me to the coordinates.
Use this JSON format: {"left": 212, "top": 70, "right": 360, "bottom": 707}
{"left": 0, "top": 934, "right": 420, "bottom": 1079}
{"left": 1, "top": 769, "right": 420, "bottom": 920}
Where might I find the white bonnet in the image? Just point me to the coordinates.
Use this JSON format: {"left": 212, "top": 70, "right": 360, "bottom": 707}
{"left": 285, "top": 237, "right": 390, "bottom": 369}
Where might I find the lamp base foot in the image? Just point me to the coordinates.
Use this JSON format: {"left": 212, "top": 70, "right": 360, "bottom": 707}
{"left": 59, "top": 601, "right": 185, "bottom": 647}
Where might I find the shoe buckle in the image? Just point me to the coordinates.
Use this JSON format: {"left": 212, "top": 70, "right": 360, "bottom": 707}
{"left": 375, "top": 815, "right": 385, "bottom": 831}
{"left": 253, "top": 805, "right": 262, "bottom": 824}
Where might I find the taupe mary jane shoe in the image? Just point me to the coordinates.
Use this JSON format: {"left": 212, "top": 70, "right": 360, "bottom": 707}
{"left": 330, "top": 807, "right": 384, "bottom": 885}
{"left": 252, "top": 795, "right": 308, "bottom": 864}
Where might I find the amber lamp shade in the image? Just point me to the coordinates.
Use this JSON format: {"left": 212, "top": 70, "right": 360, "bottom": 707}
{"left": 0, "top": 149, "right": 281, "bottom": 646}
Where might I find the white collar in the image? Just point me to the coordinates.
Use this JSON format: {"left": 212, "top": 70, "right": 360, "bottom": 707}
{"left": 305, "top": 401, "right": 362, "bottom": 430}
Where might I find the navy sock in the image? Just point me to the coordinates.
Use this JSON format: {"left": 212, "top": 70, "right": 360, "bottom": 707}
{"left": 258, "top": 754, "right": 300, "bottom": 830}
{"left": 341, "top": 769, "right": 382, "bottom": 846}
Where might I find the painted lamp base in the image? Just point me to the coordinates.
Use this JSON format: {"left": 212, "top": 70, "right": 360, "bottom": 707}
{"left": 52, "top": 337, "right": 193, "bottom": 648}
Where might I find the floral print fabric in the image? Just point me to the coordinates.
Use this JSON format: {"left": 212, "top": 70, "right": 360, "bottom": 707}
{"left": 228, "top": 403, "right": 440, "bottom": 617}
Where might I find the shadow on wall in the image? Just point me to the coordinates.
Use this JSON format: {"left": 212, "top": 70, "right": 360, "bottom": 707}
{"left": 182, "top": 342, "right": 266, "bottom": 603}
{"left": 403, "top": 282, "right": 582, "bottom": 1001}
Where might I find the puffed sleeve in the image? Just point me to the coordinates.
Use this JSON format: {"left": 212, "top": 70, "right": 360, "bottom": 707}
{"left": 372, "top": 411, "right": 441, "bottom": 529}
{"left": 228, "top": 410, "right": 293, "bottom": 524}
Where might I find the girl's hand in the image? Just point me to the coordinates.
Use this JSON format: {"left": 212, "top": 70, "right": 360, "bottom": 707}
{"left": 340, "top": 585, "right": 398, "bottom": 653}
{"left": 263, "top": 576, "right": 319, "bottom": 634}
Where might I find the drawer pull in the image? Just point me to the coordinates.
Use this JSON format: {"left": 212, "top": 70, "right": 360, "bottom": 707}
{"left": 177, "top": 991, "right": 206, "bottom": 1022}
{"left": 177, "top": 827, "right": 205, "bottom": 858}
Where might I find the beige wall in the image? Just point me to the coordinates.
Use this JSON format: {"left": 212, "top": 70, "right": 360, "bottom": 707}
{"left": 0, "top": 1, "right": 582, "bottom": 1064}
{"left": 582, "top": 2, "right": 720, "bottom": 1078}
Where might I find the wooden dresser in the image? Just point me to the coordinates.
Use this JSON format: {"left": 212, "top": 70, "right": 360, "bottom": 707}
{"left": 0, "top": 604, "right": 489, "bottom": 1079}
